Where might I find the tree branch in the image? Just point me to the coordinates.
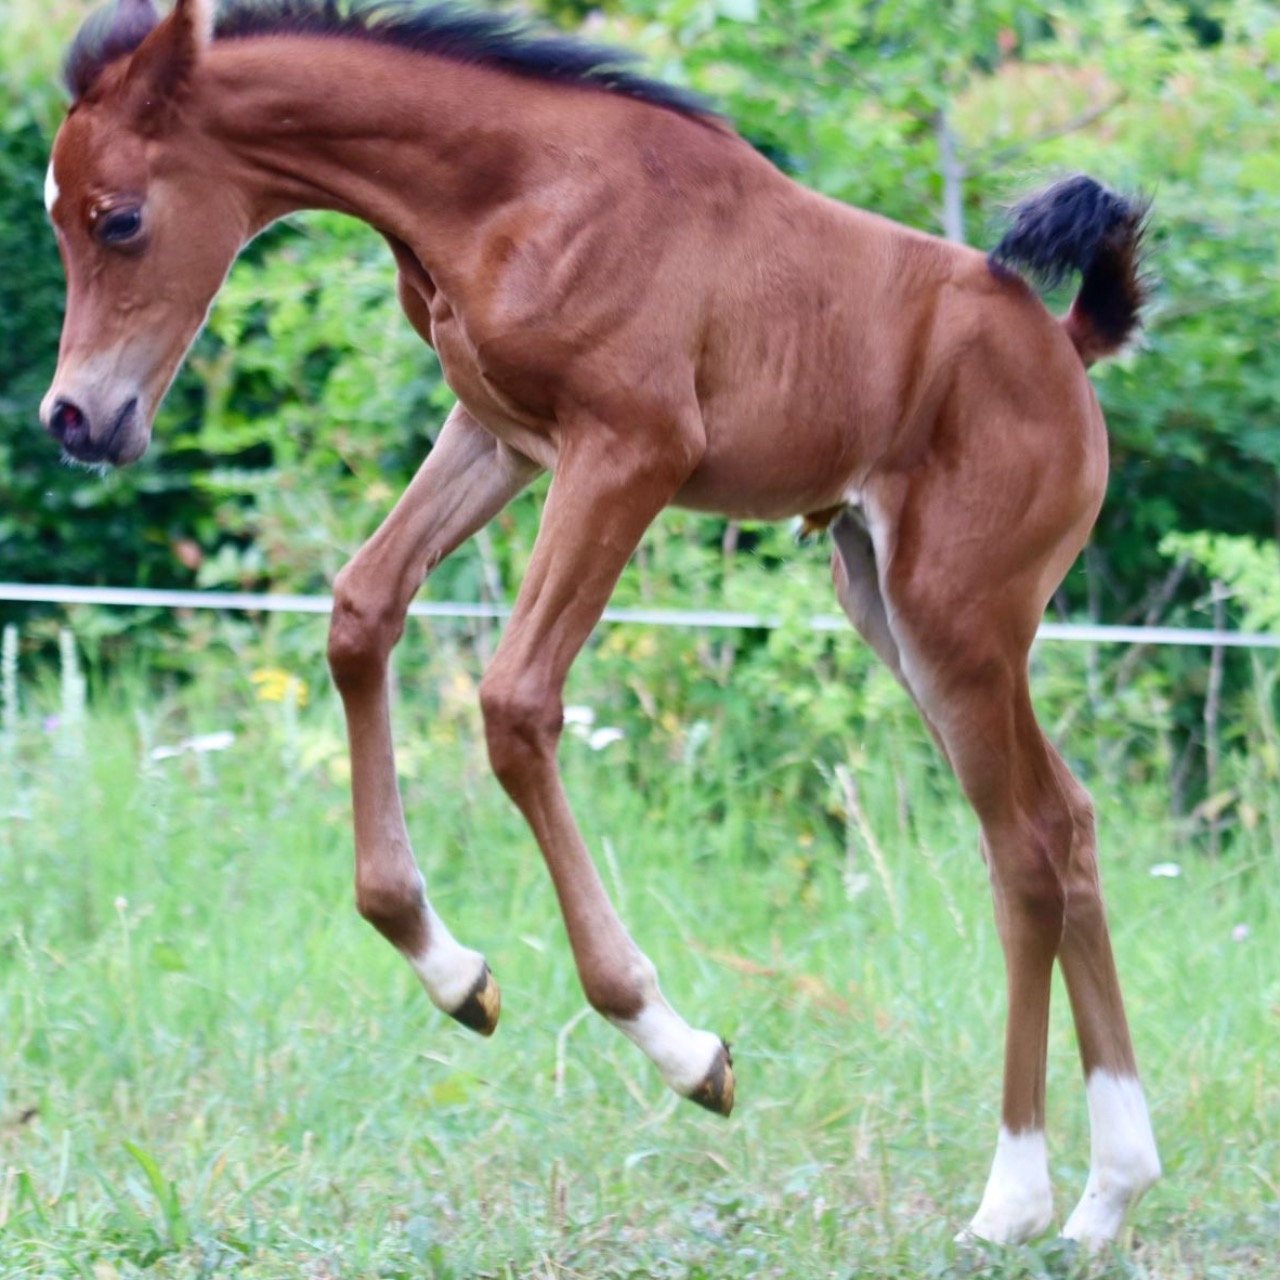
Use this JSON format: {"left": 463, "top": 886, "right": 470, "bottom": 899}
{"left": 968, "top": 93, "right": 1127, "bottom": 178}
{"left": 934, "top": 108, "right": 967, "bottom": 243}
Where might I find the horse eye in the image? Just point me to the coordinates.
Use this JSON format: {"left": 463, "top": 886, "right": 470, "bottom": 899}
{"left": 97, "top": 207, "right": 143, "bottom": 245}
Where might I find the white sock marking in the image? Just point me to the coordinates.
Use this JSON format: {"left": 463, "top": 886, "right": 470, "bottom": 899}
{"left": 611, "top": 1002, "right": 724, "bottom": 1097}
{"left": 1062, "top": 1071, "right": 1160, "bottom": 1246}
{"left": 44, "top": 161, "right": 60, "bottom": 218}
{"left": 407, "top": 904, "right": 487, "bottom": 1013}
{"left": 603, "top": 954, "right": 722, "bottom": 1096}
{"left": 964, "top": 1127, "right": 1054, "bottom": 1244}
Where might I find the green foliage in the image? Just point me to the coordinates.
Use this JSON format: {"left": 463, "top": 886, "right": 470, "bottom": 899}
{"left": 2, "top": 0, "right": 1279, "bottom": 795}
{"left": 1162, "top": 531, "right": 1280, "bottom": 631}
{"left": 1033, "top": 2, "right": 1280, "bottom": 618}
{"left": 615, "top": 0, "right": 1280, "bottom": 622}
{"left": 0, "top": 4, "right": 224, "bottom": 608}
{"left": 7, "top": 0, "right": 1277, "bottom": 606}
{"left": 189, "top": 215, "right": 438, "bottom": 591}
{"left": 0, "top": 643, "right": 1276, "bottom": 1275}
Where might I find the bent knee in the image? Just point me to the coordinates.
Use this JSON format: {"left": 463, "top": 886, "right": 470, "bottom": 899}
{"left": 327, "top": 571, "right": 405, "bottom": 690}
{"left": 992, "top": 807, "right": 1076, "bottom": 919}
{"left": 478, "top": 671, "right": 562, "bottom": 787}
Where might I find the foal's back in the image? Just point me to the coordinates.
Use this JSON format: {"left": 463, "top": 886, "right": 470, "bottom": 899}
{"left": 599, "top": 111, "right": 1099, "bottom": 523}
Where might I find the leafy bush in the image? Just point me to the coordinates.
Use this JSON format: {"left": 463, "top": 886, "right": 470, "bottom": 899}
{"left": 2, "top": 0, "right": 1278, "bottom": 808}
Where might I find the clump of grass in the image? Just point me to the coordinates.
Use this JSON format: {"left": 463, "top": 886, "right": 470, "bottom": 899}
{"left": 0, "top": 634, "right": 1276, "bottom": 1277}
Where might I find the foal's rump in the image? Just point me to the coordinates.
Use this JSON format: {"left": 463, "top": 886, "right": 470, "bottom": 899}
{"left": 676, "top": 182, "right": 1098, "bottom": 528}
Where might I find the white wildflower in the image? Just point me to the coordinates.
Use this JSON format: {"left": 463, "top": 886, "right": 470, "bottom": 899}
{"left": 150, "top": 731, "right": 236, "bottom": 761}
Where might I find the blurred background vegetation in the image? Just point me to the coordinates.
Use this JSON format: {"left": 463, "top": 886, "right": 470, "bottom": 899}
{"left": 2, "top": 0, "right": 1279, "bottom": 832}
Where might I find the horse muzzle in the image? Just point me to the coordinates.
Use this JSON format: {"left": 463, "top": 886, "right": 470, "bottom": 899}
{"left": 40, "top": 389, "right": 149, "bottom": 466}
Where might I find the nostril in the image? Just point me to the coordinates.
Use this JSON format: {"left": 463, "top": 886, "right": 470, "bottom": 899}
{"left": 48, "top": 398, "right": 87, "bottom": 444}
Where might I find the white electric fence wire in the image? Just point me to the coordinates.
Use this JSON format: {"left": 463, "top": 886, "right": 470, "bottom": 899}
{"left": 1, "top": 582, "right": 1278, "bottom": 648}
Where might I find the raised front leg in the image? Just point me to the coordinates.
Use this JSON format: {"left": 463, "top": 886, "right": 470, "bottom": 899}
{"left": 477, "top": 421, "right": 734, "bottom": 1114}
{"left": 328, "top": 405, "right": 538, "bottom": 1032}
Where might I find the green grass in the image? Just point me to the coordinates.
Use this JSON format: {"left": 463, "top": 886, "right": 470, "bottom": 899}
{"left": 0, "top": 636, "right": 1277, "bottom": 1278}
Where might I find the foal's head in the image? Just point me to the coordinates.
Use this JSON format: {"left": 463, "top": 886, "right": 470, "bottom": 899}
{"left": 42, "top": 0, "right": 244, "bottom": 466}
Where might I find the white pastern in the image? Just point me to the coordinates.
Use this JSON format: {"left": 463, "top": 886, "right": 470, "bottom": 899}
{"left": 192, "top": 0, "right": 218, "bottom": 46}
{"left": 611, "top": 1001, "right": 723, "bottom": 1098}
{"left": 1062, "top": 1071, "right": 1160, "bottom": 1247}
{"left": 44, "top": 162, "right": 60, "bottom": 218}
{"left": 601, "top": 955, "right": 722, "bottom": 1097}
{"left": 407, "top": 905, "right": 488, "bottom": 1013}
{"left": 963, "top": 1127, "right": 1054, "bottom": 1245}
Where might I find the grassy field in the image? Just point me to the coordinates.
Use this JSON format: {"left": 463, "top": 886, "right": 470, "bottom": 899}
{"left": 1, "top": 626, "right": 1277, "bottom": 1278}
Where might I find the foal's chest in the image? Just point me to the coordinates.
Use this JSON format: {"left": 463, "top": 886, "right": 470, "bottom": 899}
{"left": 428, "top": 301, "right": 563, "bottom": 471}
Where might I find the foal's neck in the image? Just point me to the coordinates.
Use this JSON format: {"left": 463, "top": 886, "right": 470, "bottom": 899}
{"left": 197, "top": 36, "right": 578, "bottom": 256}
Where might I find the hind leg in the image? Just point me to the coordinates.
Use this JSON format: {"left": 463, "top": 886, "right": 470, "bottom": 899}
{"left": 1049, "top": 751, "right": 1160, "bottom": 1245}
{"left": 858, "top": 463, "right": 1156, "bottom": 1245}
{"left": 833, "top": 495, "right": 1061, "bottom": 1240}
{"left": 831, "top": 507, "right": 907, "bottom": 683}
{"left": 899, "top": 629, "right": 1063, "bottom": 1243}
{"left": 830, "top": 508, "right": 947, "bottom": 756}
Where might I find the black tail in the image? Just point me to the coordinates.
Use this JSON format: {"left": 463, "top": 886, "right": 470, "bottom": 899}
{"left": 990, "top": 176, "right": 1150, "bottom": 365}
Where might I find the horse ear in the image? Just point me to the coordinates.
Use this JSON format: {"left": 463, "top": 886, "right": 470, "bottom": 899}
{"left": 124, "top": 0, "right": 215, "bottom": 130}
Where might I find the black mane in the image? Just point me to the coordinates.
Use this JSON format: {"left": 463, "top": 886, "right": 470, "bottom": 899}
{"left": 64, "top": 0, "right": 714, "bottom": 119}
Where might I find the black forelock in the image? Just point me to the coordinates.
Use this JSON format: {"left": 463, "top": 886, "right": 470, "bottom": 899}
{"left": 63, "top": 0, "right": 716, "bottom": 119}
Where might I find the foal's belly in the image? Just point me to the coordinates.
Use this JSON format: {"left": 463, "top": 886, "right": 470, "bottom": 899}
{"left": 675, "top": 389, "right": 875, "bottom": 521}
{"left": 674, "top": 443, "right": 858, "bottom": 521}
{"left": 431, "top": 296, "right": 877, "bottom": 519}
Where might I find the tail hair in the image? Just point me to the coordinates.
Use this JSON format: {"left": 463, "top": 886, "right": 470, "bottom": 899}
{"left": 990, "top": 175, "right": 1150, "bottom": 364}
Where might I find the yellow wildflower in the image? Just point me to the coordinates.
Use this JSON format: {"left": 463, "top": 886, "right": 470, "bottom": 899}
{"left": 251, "top": 667, "right": 309, "bottom": 706}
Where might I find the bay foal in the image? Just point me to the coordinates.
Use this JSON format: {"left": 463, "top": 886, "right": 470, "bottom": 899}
{"left": 42, "top": 0, "right": 1160, "bottom": 1245}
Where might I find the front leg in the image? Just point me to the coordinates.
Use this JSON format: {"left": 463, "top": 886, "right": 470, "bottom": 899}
{"left": 328, "top": 405, "right": 538, "bottom": 1031}
{"left": 477, "top": 418, "right": 734, "bottom": 1113}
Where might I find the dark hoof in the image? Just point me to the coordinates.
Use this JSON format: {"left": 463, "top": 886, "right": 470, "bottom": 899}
{"left": 448, "top": 963, "right": 501, "bottom": 1037}
{"left": 686, "top": 1039, "right": 735, "bottom": 1116}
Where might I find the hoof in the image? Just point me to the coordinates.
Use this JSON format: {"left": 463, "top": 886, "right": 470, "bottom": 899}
{"left": 686, "top": 1039, "right": 735, "bottom": 1116}
{"left": 448, "top": 963, "right": 501, "bottom": 1037}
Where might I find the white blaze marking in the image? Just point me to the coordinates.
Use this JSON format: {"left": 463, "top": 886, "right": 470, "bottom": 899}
{"left": 964, "top": 1127, "right": 1054, "bottom": 1245}
{"left": 1062, "top": 1072, "right": 1160, "bottom": 1246}
{"left": 44, "top": 161, "right": 60, "bottom": 217}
